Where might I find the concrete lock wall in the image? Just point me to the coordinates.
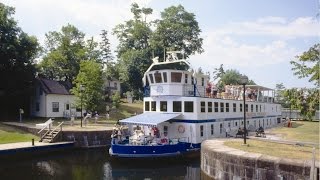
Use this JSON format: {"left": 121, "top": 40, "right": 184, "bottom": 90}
{"left": 201, "top": 140, "right": 319, "bottom": 180}
{"left": 61, "top": 130, "right": 113, "bottom": 147}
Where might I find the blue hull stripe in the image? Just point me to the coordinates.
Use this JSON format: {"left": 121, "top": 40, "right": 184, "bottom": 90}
{"left": 168, "top": 115, "right": 280, "bottom": 123}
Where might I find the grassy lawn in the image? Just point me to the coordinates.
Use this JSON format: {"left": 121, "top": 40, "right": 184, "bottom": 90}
{"left": 269, "top": 121, "right": 319, "bottom": 143}
{"left": 224, "top": 140, "right": 319, "bottom": 161}
{"left": 0, "top": 124, "right": 39, "bottom": 144}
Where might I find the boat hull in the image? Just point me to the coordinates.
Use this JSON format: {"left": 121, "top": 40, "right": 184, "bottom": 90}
{"left": 109, "top": 141, "right": 201, "bottom": 158}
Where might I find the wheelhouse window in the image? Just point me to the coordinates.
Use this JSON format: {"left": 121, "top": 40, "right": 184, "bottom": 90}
{"left": 184, "top": 101, "right": 194, "bottom": 112}
{"left": 208, "top": 102, "right": 212, "bottom": 112}
{"left": 211, "top": 124, "right": 214, "bottom": 135}
{"left": 151, "top": 101, "right": 156, "bottom": 111}
{"left": 200, "top": 125, "right": 204, "bottom": 137}
{"left": 173, "top": 101, "right": 182, "bottom": 112}
{"left": 163, "top": 72, "right": 167, "bottom": 82}
{"left": 149, "top": 74, "right": 154, "bottom": 84}
{"left": 233, "top": 103, "right": 236, "bottom": 112}
{"left": 214, "top": 102, "right": 219, "bottom": 112}
{"left": 226, "top": 103, "right": 229, "bottom": 112}
{"left": 200, "top": 101, "right": 205, "bottom": 112}
{"left": 220, "top": 102, "right": 224, "bottom": 112}
{"left": 145, "top": 101, "right": 150, "bottom": 111}
{"left": 160, "top": 101, "right": 167, "bottom": 112}
{"left": 171, "top": 72, "right": 182, "bottom": 83}
{"left": 52, "top": 102, "right": 59, "bottom": 112}
{"left": 185, "top": 74, "right": 188, "bottom": 84}
{"left": 154, "top": 72, "right": 162, "bottom": 83}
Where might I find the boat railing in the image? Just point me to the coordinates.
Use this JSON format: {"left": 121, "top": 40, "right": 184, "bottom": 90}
{"left": 113, "top": 136, "right": 190, "bottom": 146}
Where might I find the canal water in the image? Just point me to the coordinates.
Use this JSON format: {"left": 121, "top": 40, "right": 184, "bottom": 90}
{"left": 0, "top": 148, "right": 201, "bottom": 180}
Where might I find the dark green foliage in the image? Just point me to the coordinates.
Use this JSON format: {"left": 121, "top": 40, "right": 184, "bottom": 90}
{"left": 0, "top": 3, "right": 39, "bottom": 118}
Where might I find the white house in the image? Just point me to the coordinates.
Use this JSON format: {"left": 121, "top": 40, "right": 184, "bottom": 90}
{"left": 30, "top": 77, "right": 82, "bottom": 118}
{"left": 104, "top": 78, "right": 121, "bottom": 96}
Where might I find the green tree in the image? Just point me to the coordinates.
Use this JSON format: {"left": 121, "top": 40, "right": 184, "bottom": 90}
{"left": 0, "top": 3, "right": 40, "bottom": 118}
{"left": 216, "top": 69, "right": 255, "bottom": 92}
{"left": 275, "top": 83, "right": 285, "bottom": 104}
{"left": 38, "top": 24, "right": 87, "bottom": 83}
{"left": 290, "top": 43, "right": 320, "bottom": 87}
{"left": 112, "top": 92, "right": 121, "bottom": 109}
{"left": 212, "top": 64, "right": 225, "bottom": 81}
{"left": 150, "top": 4, "right": 203, "bottom": 59}
{"left": 71, "top": 60, "right": 104, "bottom": 112}
{"left": 100, "top": 29, "right": 113, "bottom": 64}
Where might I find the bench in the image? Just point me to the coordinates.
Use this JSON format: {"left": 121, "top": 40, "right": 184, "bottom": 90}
{"left": 36, "top": 118, "right": 54, "bottom": 129}
{"left": 236, "top": 129, "right": 248, "bottom": 138}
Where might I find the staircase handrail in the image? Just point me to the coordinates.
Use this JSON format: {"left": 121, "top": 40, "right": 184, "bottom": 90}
{"left": 52, "top": 121, "right": 64, "bottom": 133}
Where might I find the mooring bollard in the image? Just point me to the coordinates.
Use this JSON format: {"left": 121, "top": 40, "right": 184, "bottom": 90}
{"left": 32, "top": 138, "right": 34, "bottom": 146}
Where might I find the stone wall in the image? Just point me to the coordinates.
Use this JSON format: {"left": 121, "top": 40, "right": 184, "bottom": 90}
{"left": 201, "top": 140, "right": 319, "bottom": 180}
{"left": 61, "top": 130, "right": 112, "bottom": 147}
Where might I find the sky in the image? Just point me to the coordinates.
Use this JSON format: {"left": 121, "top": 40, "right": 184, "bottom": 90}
{"left": 2, "top": 0, "right": 319, "bottom": 89}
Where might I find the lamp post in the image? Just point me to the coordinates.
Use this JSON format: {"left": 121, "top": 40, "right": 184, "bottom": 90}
{"left": 240, "top": 75, "right": 248, "bottom": 144}
{"left": 80, "top": 84, "right": 85, "bottom": 127}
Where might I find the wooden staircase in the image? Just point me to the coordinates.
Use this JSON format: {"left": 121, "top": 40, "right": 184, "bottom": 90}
{"left": 38, "top": 122, "right": 64, "bottom": 143}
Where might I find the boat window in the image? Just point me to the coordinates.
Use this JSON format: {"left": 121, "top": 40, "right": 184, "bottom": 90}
{"left": 245, "top": 104, "right": 248, "bottom": 112}
{"left": 220, "top": 123, "right": 223, "bottom": 134}
{"left": 173, "top": 101, "right": 182, "bottom": 112}
{"left": 214, "top": 102, "right": 219, "bottom": 112}
{"left": 251, "top": 104, "right": 254, "bottom": 112}
{"left": 154, "top": 72, "right": 162, "bottom": 83}
{"left": 184, "top": 101, "right": 194, "bottom": 112}
{"left": 151, "top": 101, "right": 156, "bottom": 111}
{"left": 163, "top": 126, "right": 168, "bottom": 136}
{"left": 171, "top": 72, "right": 182, "bottom": 83}
{"left": 208, "top": 102, "right": 212, "bottom": 112}
{"left": 228, "top": 122, "right": 231, "bottom": 127}
{"left": 260, "top": 105, "right": 262, "bottom": 112}
{"left": 185, "top": 74, "right": 188, "bottom": 84}
{"left": 211, "top": 124, "right": 214, "bottom": 135}
{"left": 220, "top": 102, "right": 224, "bottom": 112}
{"left": 200, "top": 125, "right": 204, "bottom": 137}
{"left": 149, "top": 74, "right": 154, "bottom": 84}
{"left": 247, "top": 121, "right": 249, "bottom": 125}
{"left": 191, "top": 77, "right": 194, "bottom": 84}
{"left": 160, "top": 101, "right": 167, "bottom": 112}
{"left": 233, "top": 103, "right": 236, "bottom": 112}
{"left": 241, "top": 121, "right": 244, "bottom": 125}
{"left": 226, "top": 103, "right": 229, "bottom": 112}
{"left": 163, "top": 72, "right": 167, "bottom": 82}
{"left": 145, "top": 101, "right": 150, "bottom": 111}
{"left": 200, "top": 101, "right": 206, "bottom": 112}
{"left": 256, "top": 105, "right": 258, "bottom": 112}
{"left": 201, "top": 78, "right": 204, "bottom": 86}
{"left": 240, "top": 104, "right": 243, "bottom": 112}
{"left": 235, "top": 121, "right": 238, "bottom": 126}
{"left": 263, "top": 119, "right": 265, "bottom": 127}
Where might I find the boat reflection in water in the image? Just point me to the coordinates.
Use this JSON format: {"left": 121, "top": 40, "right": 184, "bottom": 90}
{"left": 0, "top": 148, "right": 201, "bottom": 180}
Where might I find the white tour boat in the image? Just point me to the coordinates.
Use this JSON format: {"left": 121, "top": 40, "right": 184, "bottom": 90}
{"left": 109, "top": 51, "right": 282, "bottom": 158}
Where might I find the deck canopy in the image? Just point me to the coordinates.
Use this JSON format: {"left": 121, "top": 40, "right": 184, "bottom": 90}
{"left": 119, "top": 112, "right": 181, "bottom": 127}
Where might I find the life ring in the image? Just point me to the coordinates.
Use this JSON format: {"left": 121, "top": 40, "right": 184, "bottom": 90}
{"left": 178, "top": 125, "right": 185, "bottom": 133}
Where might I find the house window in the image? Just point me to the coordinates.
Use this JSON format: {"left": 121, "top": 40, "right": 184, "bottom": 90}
{"left": 36, "top": 102, "right": 40, "bottom": 112}
{"left": 52, "top": 102, "right": 59, "bottom": 112}
{"left": 200, "top": 125, "right": 204, "bottom": 137}
{"left": 149, "top": 74, "right": 154, "bottom": 83}
{"left": 240, "top": 104, "right": 243, "bottom": 112}
{"left": 173, "top": 101, "right": 182, "bottom": 112}
{"left": 151, "top": 101, "right": 156, "bottom": 111}
{"left": 226, "top": 103, "right": 229, "bottom": 112}
{"left": 114, "top": 82, "right": 117, "bottom": 89}
{"left": 211, "top": 124, "right": 214, "bottom": 135}
{"left": 214, "top": 102, "right": 219, "bottom": 112}
{"left": 256, "top": 105, "right": 258, "bottom": 112}
{"left": 251, "top": 104, "right": 254, "bottom": 112}
{"left": 201, "top": 101, "right": 205, "bottom": 112}
{"left": 245, "top": 104, "right": 248, "bottom": 112}
{"left": 65, "top": 104, "right": 70, "bottom": 110}
{"left": 145, "top": 101, "right": 150, "bottom": 111}
{"left": 171, "top": 72, "right": 182, "bottom": 83}
{"left": 160, "top": 101, "right": 167, "bottom": 112}
{"left": 184, "top": 101, "right": 194, "bottom": 112}
{"left": 220, "top": 102, "right": 224, "bottom": 112}
{"left": 163, "top": 72, "right": 167, "bottom": 82}
{"left": 185, "top": 74, "right": 188, "bottom": 84}
{"left": 208, "top": 102, "right": 212, "bottom": 112}
{"left": 233, "top": 103, "right": 236, "bottom": 112}
{"left": 201, "top": 78, "right": 204, "bottom": 86}
{"left": 154, "top": 72, "right": 162, "bottom": 83}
